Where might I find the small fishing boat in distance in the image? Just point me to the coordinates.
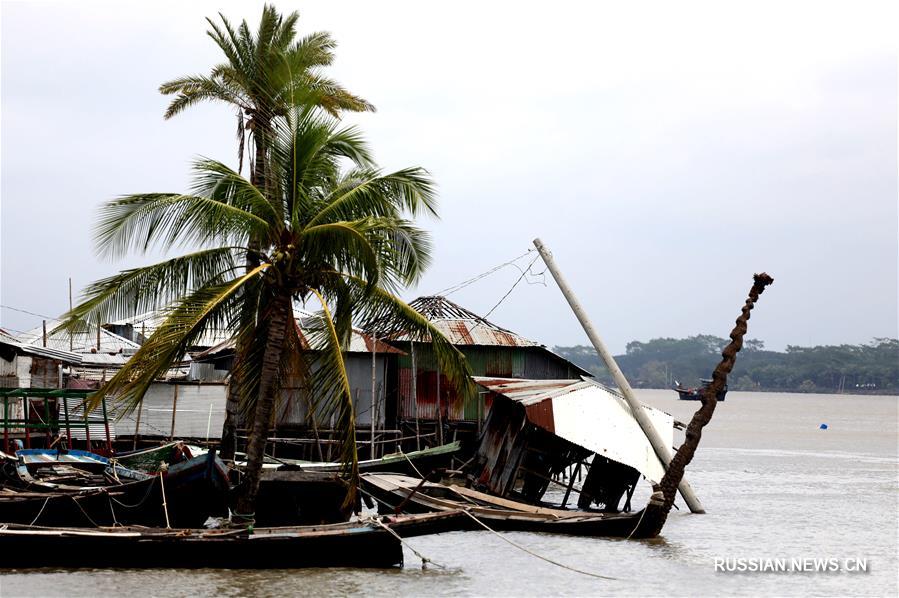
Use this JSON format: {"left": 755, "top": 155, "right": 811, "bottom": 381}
{"left": 673, "top": 379, "right": 727, "bottom": 401}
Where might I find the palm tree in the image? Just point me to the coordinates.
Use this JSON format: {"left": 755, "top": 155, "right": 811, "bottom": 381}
{"left": 160, "top": 3, "right": 373, "bottom": 182}
{"left": 159, "top": 4, "right": 374, "bottom": 458}
{"left": 62, "top": 107, "right": 474, "bottom": 520}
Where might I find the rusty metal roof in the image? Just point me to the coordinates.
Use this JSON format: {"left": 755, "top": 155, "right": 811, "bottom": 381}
{"left": 395, "top": 296, "right": 539, "bottom": 347}
{"left": 474, "top": 376, "right": 674, "bottom": 483}
{"left": 192, "top": 305, "right": 403, "bottom": 360}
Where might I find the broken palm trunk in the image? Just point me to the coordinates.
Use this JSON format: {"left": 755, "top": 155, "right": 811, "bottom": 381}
{"left": 639, "top": 272, "right": 774, "bottom": 537}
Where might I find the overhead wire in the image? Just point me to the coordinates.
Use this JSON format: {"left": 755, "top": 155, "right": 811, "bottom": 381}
{"left": 0, "top": 305, "right": 57, "bottom": 320}
{"left": 434, "top": 249, "right": 535, "bottom": 297}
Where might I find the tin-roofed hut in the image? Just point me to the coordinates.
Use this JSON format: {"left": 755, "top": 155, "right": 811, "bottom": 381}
{"left": 384, "top": 296, "right": 589, "bottom": 442}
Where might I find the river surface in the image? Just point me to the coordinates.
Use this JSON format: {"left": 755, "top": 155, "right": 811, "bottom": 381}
{"left": 1, "top": 391, "right": 896, "bottom": 597}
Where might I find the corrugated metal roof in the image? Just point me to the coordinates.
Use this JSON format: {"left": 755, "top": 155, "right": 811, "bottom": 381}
{"left": 107, "top": 311, "right": 233, "bottom": 349}
{"left": 191, "top": 304, "right": 403, "bottom": 360}
{"left": 474, "top": 376, "right": 674, "bottom": 483}
{"left": 0, "top": 333, "right": 83, "bottom": 364}
{"left": 18, "top": 320, "right": 141, "bottom": 355}
{"left": 391, "top": 296, "right": 539, "bottom": 347}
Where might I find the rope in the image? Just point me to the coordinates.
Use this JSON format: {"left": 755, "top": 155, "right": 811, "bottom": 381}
{"left": 108, "top": 476, "right": 159, "bottom": 509}
{"left": 457, "top": 509, "right": 617, "bottom": 580}
{"left": 69, "top": 494, "right": 102, "bottom": 527}
{"left": 158, "top": 470, "right": 171, "bottom": 529}
{"left": 28, "top": 497, "right": 50, "bottom": 526}
{"left": 107, "top": 493, "right": 122, "bottom": 527}
{"left": 399, "top": 449, "right": 426, "bottom": 479}
{"left": 365, "top": 516, "right": 446, "bottom": 570}
{"left": 626, "top": 507, "right": 649, "bottom": 540}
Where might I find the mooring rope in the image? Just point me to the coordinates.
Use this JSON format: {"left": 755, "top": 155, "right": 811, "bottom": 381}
{"left": 158, "top": 471, "right": 171, "bottom": 529}
{"left": 69, "top": 494, "right": 102, "bottom": 527}
{"left": 108, "top": 476, "right": 159, "bottom": 509}
{"left": 28, "top": 496, "right": 51, "bottom": 526}
{"left": 365, "top": 516, "right": 446, "bottom": 570}
{"left": 396, "top": 450, "right": 616, "bottom": 579}
{"left": 399, "top": 449, "right": 426, "bottom": 479}
{"left": 457, "top": 509, "right": 617, "bottom": 580}
{"left": 626, "top": 506, "right": 649, "bottom": 541}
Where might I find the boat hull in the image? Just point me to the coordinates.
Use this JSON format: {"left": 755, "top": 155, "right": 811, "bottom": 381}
{"left": 0, "top": 522, "right": 404, "bottom": 569}
{"left": 361, "top": 473, "right": 662, "bottom": 539}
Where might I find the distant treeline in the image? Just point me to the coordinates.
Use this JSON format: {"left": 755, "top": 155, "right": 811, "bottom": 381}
{"left": 553, "top": 336, "right": 899, "bottom": 395}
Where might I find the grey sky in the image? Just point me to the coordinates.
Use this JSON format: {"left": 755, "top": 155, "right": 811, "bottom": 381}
{"left": 1, "top": 0, "right": 896, "bottom": 353}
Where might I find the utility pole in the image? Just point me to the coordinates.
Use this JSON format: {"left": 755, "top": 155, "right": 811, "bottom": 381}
{"left": 533, "top": 237, "right": 705, "bottom": 514}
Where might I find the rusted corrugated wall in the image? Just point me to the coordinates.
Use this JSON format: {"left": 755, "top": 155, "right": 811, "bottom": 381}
{"left": 396, "top": 344, "right": 583, "bottom": 422}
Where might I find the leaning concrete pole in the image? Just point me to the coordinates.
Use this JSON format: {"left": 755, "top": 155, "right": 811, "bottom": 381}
{"left": 533, "top": 238, "right": 706, "bottom": 514}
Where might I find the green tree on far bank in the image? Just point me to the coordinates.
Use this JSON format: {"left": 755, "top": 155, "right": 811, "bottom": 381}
{"left": 554, "top": 336, "right": 899, "bottom": 394}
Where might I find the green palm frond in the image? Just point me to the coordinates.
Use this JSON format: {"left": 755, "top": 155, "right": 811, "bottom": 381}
{"left": 159, "top": 75, "right": 249, "bottom": 119}
{"left": 88, "top": 264, "right": 268, "bottom": 414}
{"left": 299, "top": 221, "right": 381, "bottom": 289}
{"left": 304, "top": 289, "right": 358, "bottom": 502}
{"left": 95, "top": 193, "right": 270, "bottom": 258}
{"left": 55, "top": 247, "right": 240, "bottom": 333}
{"left": 330, "top": 275, "right": 476, "bottom": 404}
{"left": 189, "top": 159, "right": 281, "bottom": 223}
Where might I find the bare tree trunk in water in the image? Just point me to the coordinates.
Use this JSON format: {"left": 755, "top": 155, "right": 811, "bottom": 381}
{"left": 234, "top": 292, "right": 291, "bottom": 523}
{"left": 219, "top": 117, "right": 270, "bottom": 461}
{"left": 636, "top": 273, "right": 774, "bottom": 538}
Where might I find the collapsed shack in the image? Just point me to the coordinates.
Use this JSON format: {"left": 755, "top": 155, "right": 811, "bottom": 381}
{"left": 468, "top": 377, "right": 674, "bottom": 512}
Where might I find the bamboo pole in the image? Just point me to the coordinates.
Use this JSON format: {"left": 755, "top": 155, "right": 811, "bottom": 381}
{"left": 169, "top": 385, "right": 179, "bottom": 441}
{"left": 133, "top": 400, "right": 143, "bottom": 450}
{"left": 533, "top": 237, "right": 706, "bottom": 514}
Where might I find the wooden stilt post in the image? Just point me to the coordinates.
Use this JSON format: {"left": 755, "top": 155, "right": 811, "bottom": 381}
{"left": 169, "top": 384, "right": 179, "bottom": 441}
{"left": 436, "top": 365, "right": 443, "bottom": 445}
{"left": 370, "top": 333, "right": 377, "bottom": 460}
{"left": 411, "top": 342, "right": 420, "bottom": 451}
{"left": 133, "top": 399, "right": 143, "bottom": 451}
{"left": 533, "top": 237, "right": 706, "bottom": 514}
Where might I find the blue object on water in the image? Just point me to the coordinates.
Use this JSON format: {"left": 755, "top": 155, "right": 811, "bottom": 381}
{"left": 819, "top": 423, "right": 828, "bottom": 430}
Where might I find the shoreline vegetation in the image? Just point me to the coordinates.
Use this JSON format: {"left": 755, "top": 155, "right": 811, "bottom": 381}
{"left": 554, "top": 336, "right": 899, "bottom": 396}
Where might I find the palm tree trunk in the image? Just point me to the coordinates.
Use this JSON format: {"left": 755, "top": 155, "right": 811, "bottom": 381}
{"left": 219, "top": 117, "right": 271, "bottom": 459}
{"left": 234, "top": 291, "right": 291, "bottom": 522}
{"left": 637, "top": 273, "right": 774, "bottom": 538}
{"left": 219, "top": 364, "right": 242, "bottom": 461}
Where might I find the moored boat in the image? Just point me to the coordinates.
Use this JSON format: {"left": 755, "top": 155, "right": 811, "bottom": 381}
{"left": 673, "top": 379, "right": 727, "bottom": 401}
{"left": 1, "top": 449, "right": 230, "bottom": 527}
{"left": 361, "top": 472, "right": 664, "bottom": 539}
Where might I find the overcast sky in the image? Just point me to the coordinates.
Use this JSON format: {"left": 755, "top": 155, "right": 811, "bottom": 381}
{"left": 1, "top": 1, "right": 896, "bottom": 353}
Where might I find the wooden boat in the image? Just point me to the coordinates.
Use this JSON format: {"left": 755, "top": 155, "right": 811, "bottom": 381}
{"left": 674, "top": 379, "right": 727, "bottom": 401}
{"left": 1, "top": 449, "right": 230, "bottom": 528}
{"left": 361, "top": 473, "right": 663, "bottom": 538}
{"left": 230, "top": 441, "right": 462, "bottom": 475}
{"left": 253, "top": 470, "right": 351, "bottom": 526}
{"left": 230, "top": 442, "right": 463, "bottom": 527}
{"left": 115, "top": 441, "right": 194, "bottom": 472}
{"left": 0, "top": 512, "right": 462, "bottom": 569}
